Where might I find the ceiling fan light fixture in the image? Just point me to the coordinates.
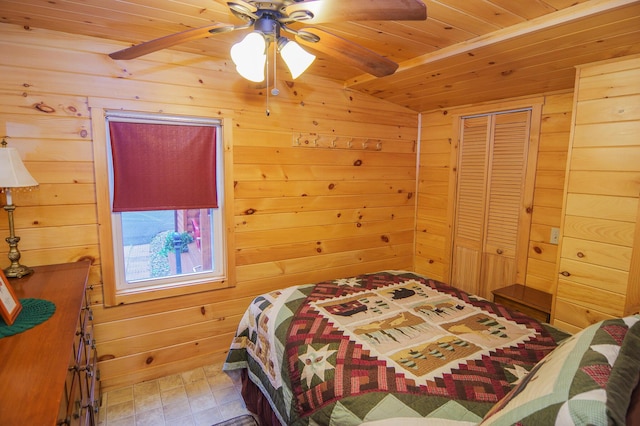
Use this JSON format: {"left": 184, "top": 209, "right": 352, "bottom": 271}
{"left": 231, "top": 31, "right": 267, "bottom": 82}
{"left": 278, "top": 38, "right": 316, "bottom": 79}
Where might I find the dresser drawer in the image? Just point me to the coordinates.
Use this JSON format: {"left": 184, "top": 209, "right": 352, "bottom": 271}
{"left": 57, "top": 274, "right": 100, "bottom": 425}
{"left": 58, "top": 361, "right": 82, "bottom": 425}
{"left": 492, "top": 284, "right": 552, "bottom": 323}
{"left": 493, "top": 295, "right": 550, "bottom": 323}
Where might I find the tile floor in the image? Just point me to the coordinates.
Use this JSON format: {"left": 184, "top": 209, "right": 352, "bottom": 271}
{"left": 97, "top": 362, "right": 253, "bottom": 426}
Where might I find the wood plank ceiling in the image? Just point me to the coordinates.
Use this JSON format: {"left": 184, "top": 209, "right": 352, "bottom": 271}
{"left": 1, "top": 0, "right": 639, "bottom": 112}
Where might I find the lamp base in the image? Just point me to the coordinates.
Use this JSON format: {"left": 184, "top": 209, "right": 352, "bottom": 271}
{"left": 3, "top": 200, "right": 34, "bottom": 279}
{"left": 4, "top": 263, "right": 34, "bottom": 278}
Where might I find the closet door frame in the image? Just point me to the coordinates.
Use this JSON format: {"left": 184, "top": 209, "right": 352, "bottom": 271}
{"left": 445, "top": 98, "right": 543, "bottom": 295}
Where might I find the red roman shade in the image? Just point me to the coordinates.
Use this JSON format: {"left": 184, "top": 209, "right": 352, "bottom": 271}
{"left": 109, "top": 121, "right": 218, "bottom": 212}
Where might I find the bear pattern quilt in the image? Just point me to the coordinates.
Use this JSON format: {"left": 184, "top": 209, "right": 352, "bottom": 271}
{"left": 224, "top": 271, "right": 569, "bottom": 425}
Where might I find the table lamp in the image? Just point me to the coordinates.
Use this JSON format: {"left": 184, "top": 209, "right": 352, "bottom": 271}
{"left": 0, "top": 139, "right": 38, "bottom": 278}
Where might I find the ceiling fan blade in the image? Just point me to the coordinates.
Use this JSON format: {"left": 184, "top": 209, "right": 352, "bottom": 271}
{"left": 286, "top": 0, "right": 426, "bottom": 24}
{"left": 296, "top": 27, "right": 398, "bottom": 77}
{"left": 109, "top": 23, "right": 235, "bottom": 60}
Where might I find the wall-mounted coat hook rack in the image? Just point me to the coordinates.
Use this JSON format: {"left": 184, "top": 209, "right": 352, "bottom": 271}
{"left": 293, "top": 132, "right": 383, "bottom": 151}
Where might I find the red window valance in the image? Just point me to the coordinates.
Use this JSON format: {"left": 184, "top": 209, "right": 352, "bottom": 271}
{"left": 109, "top": 121, "right": 218, "bottom": 212}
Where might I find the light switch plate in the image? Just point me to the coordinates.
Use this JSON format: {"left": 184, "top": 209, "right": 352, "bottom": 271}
{"left": 550, "top": 227, "right": 560, "bottom": 245}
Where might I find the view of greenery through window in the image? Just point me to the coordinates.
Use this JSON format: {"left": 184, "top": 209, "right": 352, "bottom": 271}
{"left": 121, "top": 209, "right": 212, "bottom": 283}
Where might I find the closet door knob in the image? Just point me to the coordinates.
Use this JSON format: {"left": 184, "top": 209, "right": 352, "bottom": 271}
{"left": 576, "top": 252, "right": 585, "bottom": 258}
{"left": 496, "top": 249, "right": 503, "bottom": 255}
{"left": 560, "top": 271, "right": 571, "bottom": 277}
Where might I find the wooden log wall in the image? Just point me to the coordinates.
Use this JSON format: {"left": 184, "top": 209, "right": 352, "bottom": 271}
{"left": 415, "top": 93, "right": 574, "bottom": 295}
{"left": 0, "top": 24, "right": 418, "bottom": 391}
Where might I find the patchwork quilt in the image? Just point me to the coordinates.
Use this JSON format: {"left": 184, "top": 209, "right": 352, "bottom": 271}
{"left": 223, "top": 271, "right": 569, "bottom": 425}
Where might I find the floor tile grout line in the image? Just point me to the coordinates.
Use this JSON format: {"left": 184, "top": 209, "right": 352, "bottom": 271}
{"left": 98, "top": 364, "right": 249, "bottom": 426}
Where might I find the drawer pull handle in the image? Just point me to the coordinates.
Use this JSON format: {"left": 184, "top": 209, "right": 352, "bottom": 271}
{"left": 496, "top": 249, "right": 503, "bottom": 255}
{"left": 560, "top": 271, "right": 571, "bottom": 277}
{"left": 576, "top": 251, "right": 585, "bottom": 258}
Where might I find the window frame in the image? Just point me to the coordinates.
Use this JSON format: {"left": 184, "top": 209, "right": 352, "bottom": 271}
{"left": 90, "top": 102, "right": 235, "bottom": 306}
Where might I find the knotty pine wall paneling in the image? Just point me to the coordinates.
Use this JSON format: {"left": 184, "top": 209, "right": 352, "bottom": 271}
{"left": 414, "top": 110, "right": 452, "bottom": 281}
{"left": 0, "top": 23, "right": 418, "bottom": 391}
{"left": 525, "top": 93, "right": 574, "bottom": 295}
{"left": 552, "top": 54, "right": 640, "bottom": 333}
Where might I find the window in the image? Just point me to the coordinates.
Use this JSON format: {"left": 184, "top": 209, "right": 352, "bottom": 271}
{"left": 91, "top": 108, "right": 234, "bottom": 306}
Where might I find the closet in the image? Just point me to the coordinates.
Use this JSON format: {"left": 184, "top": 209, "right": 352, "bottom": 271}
{"left": 552, "top": 55, "right": 640, "bottom": 333}
{"left": 450, "top": 110, "right": 537, "bottom": 299}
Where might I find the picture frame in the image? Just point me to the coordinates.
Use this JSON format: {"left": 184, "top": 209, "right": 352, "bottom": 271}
{"left": 0, "top": 269, "right": 22, "bottom": 325}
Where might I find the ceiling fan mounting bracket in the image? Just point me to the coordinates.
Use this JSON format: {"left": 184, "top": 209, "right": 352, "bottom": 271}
{"left": 288, "top": 10, "right": 314, "bottom": 21}
{"left": 254, "top": 13, "right": 281, "bottom": 42}
{"left": 228, "top": 1, "right": 313, "bottom": 24}
{"left": 295, "top": 29, "right": 320, "bottom": 44}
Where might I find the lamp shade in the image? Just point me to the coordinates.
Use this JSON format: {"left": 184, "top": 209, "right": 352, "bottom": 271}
{"left": 231, "top": 32, "right": 267, "bottom": 82}
{"left": 279, "top": 39, "right": 315, "bottom": 79}
{"left": 0, "top": 147, "right": 38, "bottom": 189}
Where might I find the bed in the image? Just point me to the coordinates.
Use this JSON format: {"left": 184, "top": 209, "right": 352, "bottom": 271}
{"left": 223, "top": 270, "right": 640, "bottom": 425}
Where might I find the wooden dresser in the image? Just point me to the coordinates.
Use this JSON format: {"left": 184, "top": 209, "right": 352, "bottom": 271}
{"left": 0, "top": 261, "right": 100, "bottom": 425}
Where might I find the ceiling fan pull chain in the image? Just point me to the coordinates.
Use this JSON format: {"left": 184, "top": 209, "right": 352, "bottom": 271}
{"left": 266, "top": 42, "right": 270, "bottom": 117}
{"left": 271, "top": 41, "right": 280, "bottom": 97}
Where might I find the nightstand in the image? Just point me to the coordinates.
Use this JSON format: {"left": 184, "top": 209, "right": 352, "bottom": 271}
{"left": 492, "top": 284, "right": 552, "bottom": 323}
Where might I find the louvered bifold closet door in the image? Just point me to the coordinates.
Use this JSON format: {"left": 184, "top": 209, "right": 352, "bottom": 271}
{"left": 450, "top": 116, "right": 490, "bottom": 294}
{"left": 481, "top": 111, "right": 531, "bottom": 298}
{"left": 451, "top": 111, "right": 532, "bottom": 298}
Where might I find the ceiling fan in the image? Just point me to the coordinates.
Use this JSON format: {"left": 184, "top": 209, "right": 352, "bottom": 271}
{"left": 109, "top": 0, "right": 427, "bottom": 80}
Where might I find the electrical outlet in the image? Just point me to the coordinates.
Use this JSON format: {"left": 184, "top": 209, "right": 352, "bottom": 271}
{"left": 550, "top": 227, "right": 560, "bottom": 245}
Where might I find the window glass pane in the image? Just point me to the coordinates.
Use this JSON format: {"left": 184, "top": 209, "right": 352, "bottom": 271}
{"left": 120, "top": 209, "right": 217, "bottom": 285}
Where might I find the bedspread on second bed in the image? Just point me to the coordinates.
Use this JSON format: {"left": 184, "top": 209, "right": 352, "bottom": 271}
{"left": 223, "top": 271, "right": 568, "bottom": 425}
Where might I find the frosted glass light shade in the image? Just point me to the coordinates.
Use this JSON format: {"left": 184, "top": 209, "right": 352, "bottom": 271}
{"left": 230, "top": 32, "right": 267, "bottom": 82}
{"left": 279, "top": 39, "right": 315, "bottom": 79}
